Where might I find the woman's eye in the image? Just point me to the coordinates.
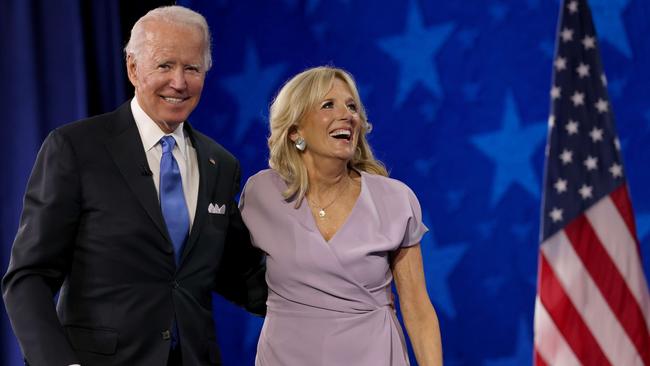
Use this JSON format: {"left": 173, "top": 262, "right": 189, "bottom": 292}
{"left": 321, "top": 101, "right": 334, "bottom": 109}
{"left": 347, "top": 104, "right": 358, "bottom": 113}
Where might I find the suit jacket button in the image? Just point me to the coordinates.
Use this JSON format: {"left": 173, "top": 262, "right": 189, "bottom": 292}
{"left": 161, "top": 330, "right": 171, "bottom": 340}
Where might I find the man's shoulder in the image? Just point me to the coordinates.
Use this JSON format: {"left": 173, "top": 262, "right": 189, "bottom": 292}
{"left": 189, "top": 128, "right": 238, "bottom": 165}
{"left": 55, "top": 102, "right": 131, "bottom": 140}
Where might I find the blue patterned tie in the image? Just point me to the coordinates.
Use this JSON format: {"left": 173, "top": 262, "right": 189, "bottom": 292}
{"left": 159, "top": 135, "right": 190, "bottom": 265}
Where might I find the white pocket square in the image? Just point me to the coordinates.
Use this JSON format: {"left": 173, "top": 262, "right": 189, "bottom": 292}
{"left": 208, "top": 203, "right": 226, "bottom": 215}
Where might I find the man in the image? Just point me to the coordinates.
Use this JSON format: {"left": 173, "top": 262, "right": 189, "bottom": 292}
{"left": 2, "top": 6, "right": 266, "bottom": 366}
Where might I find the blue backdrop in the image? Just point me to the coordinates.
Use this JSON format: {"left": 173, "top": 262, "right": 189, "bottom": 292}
{"left": 2, "top": 0, "right": 649, "bottom": 365}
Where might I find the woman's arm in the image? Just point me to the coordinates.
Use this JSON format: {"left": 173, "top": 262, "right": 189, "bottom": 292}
{"left": 392, "top": 244, "right": 443, "bottom": 366}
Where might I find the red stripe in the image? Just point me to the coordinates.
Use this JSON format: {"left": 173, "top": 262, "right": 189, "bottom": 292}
{"left": 538, "top": 253, "right": 611, "bottom": 365}
{"left": 533, "top": 348, "right": 548, "bottom": 366}
{"left": 564, "top": 214, "right": 650, "bottom": 365}
{"left": 610, "top": 184, "right": 643, "bottom": 255}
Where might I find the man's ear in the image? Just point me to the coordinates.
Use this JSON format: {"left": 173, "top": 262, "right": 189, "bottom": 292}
{"left": 126, "top": 54, "right": 138, "bottom": 88}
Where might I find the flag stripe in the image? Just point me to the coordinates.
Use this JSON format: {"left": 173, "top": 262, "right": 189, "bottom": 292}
{"left": 538, "top": 249, "right": 611, "bottom": 365}
{"left": 583, "top": 195, "right": 650, "bottom": 358}
{"left": 588, "top": 192, "right": 649, "bottom": 309}
{"left": 534, "top": 350, "right": 549, "bottom": 366}
{"left": 534, "top": 295, "right": 581, "bottom": 366}
{"left": 609, "top": 185, "right": 639, "bottom": 247}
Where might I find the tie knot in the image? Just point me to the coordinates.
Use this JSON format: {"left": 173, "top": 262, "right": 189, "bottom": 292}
{"left": 160, "top": 136, "right": 176, "bottom": 154}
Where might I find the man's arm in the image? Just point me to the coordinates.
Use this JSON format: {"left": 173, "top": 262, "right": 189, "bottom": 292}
{"left": 213, "top": 162, "right": 267, "bottom": 315}
{"left": 2, "top": 130, "right": 81, "bottom": 366}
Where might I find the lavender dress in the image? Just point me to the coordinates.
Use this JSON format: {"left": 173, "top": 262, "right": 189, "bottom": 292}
{"left": 240, "top": 169, "right": 428, "bottom": 366}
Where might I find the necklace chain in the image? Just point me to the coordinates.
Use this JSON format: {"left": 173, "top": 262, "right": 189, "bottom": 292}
{"left": 307, "top": 176, "right": 351, "bottom": 219}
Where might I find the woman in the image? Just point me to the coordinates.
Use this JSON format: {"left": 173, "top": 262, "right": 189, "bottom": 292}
{"left": 240, "top": 66, "right": 442, "bottom": 365}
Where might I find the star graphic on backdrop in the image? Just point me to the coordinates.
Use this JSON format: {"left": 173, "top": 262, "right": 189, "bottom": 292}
{"left": 457, "top": 28, "right": 479, "bottom": 48}
{"left": 590, "top": 0, "right": 632, "bottom": 58}
{"left": 478, "top": 220, "right": 497, "bottom": 239}
{"left": 565, "top": 119, "right": 579, "bottom": 135}
{"left": 527, "top": 0, "right": 540, "bottom": 9}
{"left": 377, "top": 0, "right": 454, "bottom": 106}
{"left": 414, "top": 158, "right": 437, "bottom": 175}
{"left": 419, "top": 101, "right": 440, "bottom": 121}
{"left": 220, "top": 42, "right": 287, "bottom": 142}
{"left": 538, "top": 39, "right": 555, "bottom": 59}
{"left": 420, "top": 211, "right": 467, "bottom": 318}
{"left": 578, "top": 184, "right": 593, "bottom": 199}
{"left": 470, "top": 91, "right": 547, "bottom": 206}
{"left": 638, "top": 213, "right": 650, "bottom": 240}
{"left": 446, "top": 190, "right": 465, "bottom": 211}
{"left": 560, "top": 27, "right": 574, "bottom": 42}
{"left": 576, "top": 62, "right": 590, "bottom": 78}
{"left": 582, "top": 35, "right": 596, "bottom": 50}
{"left": 554, "top": 56, "right": 567, "bottom": 71}
{"left": 571, "top": 91, "right": 585, "bottom": 106}
{"left": 608, "top": 77, "right": 627, "bottom": 99}
{"left": 462, "top": 82, "right": 480, "bottom": 101}
{"left": 489, "top": 2, "right": 509, "bottom": 23}
{"left": 511, "top": 223, "right": 532, "bottom": 242}
{"left": 589, "top": 127, "right": 604, "bottom": 142}
{"left": 484, "top": 318, "right": 533, "bottom": 366}
{"left": 595, "top": 98, "right": 609, "bottom": 113}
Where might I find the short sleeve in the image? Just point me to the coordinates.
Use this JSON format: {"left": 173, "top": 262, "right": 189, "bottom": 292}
{"left": 401, "top": 186, "right": 428, "bottom": 248}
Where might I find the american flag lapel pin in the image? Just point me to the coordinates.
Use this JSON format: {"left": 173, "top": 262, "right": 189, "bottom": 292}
{"left": 209, "top": 158, "right": 216, "bottom": 165}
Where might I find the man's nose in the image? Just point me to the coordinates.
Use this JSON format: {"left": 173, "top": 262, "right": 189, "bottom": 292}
{"left": 169, "top": 68, "right": 187, "bottom": 90}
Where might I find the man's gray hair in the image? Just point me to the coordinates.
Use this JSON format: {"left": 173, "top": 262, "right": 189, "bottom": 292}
{"left": 124, "top": 5, "right": 212, "bottom": 71}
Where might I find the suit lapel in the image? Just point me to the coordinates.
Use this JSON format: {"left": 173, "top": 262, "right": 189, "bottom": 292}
{"left": 105, "top": 103, "right": 173, "bottom": 253}
{"left": 180, "top": 125, "right": 221, "bottom": 265}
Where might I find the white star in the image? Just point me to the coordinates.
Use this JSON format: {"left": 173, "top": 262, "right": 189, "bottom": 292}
{"left": 614, "top": 138, "right": 621, "bottom": 151}
{"left": 584, "top": 155, "right": 598, "bottom": 171}
{"left": 554, "top": 56, "right": 567, "bottom": 71}
{"left": 609, "top": 163, "right": 623, "bottom": 178}
{"left": 589, "top": 127, "right": 604, "bottom": 142}
{"left": 551, "top": 85, "right": 561, "bottom": 99}
{"left": 549, "top": 207, "right": 564, "bottom": 222}
{"left": 601, "top": 74, "right": 607, "bottom": 86}
{"left": 578, "top": 184, "right": 593, "bottom": 199}
{"left": 567, "top": 0, "right": 579, "bottom": 14}
{"left": 548, "top": 115, "right": 555, "bottom": 128}
{"left": 565, "top": 120, "right": 579, "bottom": 135}
{"left": 576, "top": 63, "right": 590, "bottom": 78}
{"left": 571, "top": 91, "right": 585, "bottom": 106}
{"left": 559, "top": 149, "right": 573, "bottom": 164}
{"left": 582, "top": 35, "right": 596, "bottom": 50}
{"left": 554, "top": 178, "right": 568, "bottom": 193}
{"left": 595, "top": 98, "right": 609, "bottom": 113}
{"left": 561, "top": 28, "right": 574, "bottom": 42}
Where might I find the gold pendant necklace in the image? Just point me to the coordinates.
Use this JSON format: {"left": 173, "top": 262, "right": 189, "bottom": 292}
{"left": 308, "top": 176, "right": 350, "bottom": 219}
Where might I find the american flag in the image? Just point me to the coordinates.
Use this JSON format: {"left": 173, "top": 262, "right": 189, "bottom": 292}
{"left": 534, "top": 0, "right": 650, "bottom": 365}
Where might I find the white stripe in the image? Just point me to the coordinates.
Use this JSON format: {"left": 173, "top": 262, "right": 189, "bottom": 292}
{"left": 541, "top": 231, "right": 643, "bottom": 365}
{"left": 585, "top": 195, "right": 650, "bottom": 332}
{"left": 534, "top": 294, "right": 581, "bottom": 366}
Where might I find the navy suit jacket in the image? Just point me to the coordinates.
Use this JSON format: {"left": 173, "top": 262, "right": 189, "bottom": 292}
{"left": 2, "top": 102, "right": 266, "bottom": 366}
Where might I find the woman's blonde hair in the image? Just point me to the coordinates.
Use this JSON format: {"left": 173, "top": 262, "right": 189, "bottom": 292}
{"left": 268, "top": 66, "right": 388, "bottom": 205}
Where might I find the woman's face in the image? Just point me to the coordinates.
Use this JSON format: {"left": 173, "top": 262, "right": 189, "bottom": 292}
{"left": 294, "top": 78, "right": 361, "bottom": 164}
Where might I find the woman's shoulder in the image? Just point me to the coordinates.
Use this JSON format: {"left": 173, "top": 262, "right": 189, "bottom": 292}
{"left": 361, "top": 171, "right": 416, "bottom": 197}
{"left": 244, "top": 169, "right": 286, "bottom": 193}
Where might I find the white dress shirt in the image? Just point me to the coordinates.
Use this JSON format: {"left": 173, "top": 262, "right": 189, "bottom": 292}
{"left": 130, "top": 97, "right": 200, "bottom": 229}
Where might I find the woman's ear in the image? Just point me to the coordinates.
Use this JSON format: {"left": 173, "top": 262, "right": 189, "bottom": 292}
{"left": 288, "top": 125, "right": 300, "bottom": 143}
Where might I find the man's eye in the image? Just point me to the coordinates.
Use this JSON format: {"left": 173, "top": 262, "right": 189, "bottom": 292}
{"left": 158, "top": 64, "right": 171, "bottom": 70}
{"left": 186, "top": 66, "right": 200, "bottom": 72}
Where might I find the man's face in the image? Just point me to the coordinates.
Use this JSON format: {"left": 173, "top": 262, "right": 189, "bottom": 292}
{"left": 127, "top": 20, "right": 206, "bottom": 133}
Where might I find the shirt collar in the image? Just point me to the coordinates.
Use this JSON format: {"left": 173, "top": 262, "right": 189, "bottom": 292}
{"left": 130, "top": 97, "right": 188, "bottom": 159}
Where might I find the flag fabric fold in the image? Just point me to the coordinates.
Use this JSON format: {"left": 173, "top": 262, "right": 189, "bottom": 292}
{"left": 534, "top": 0, "right": 650, "bottom": 365}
